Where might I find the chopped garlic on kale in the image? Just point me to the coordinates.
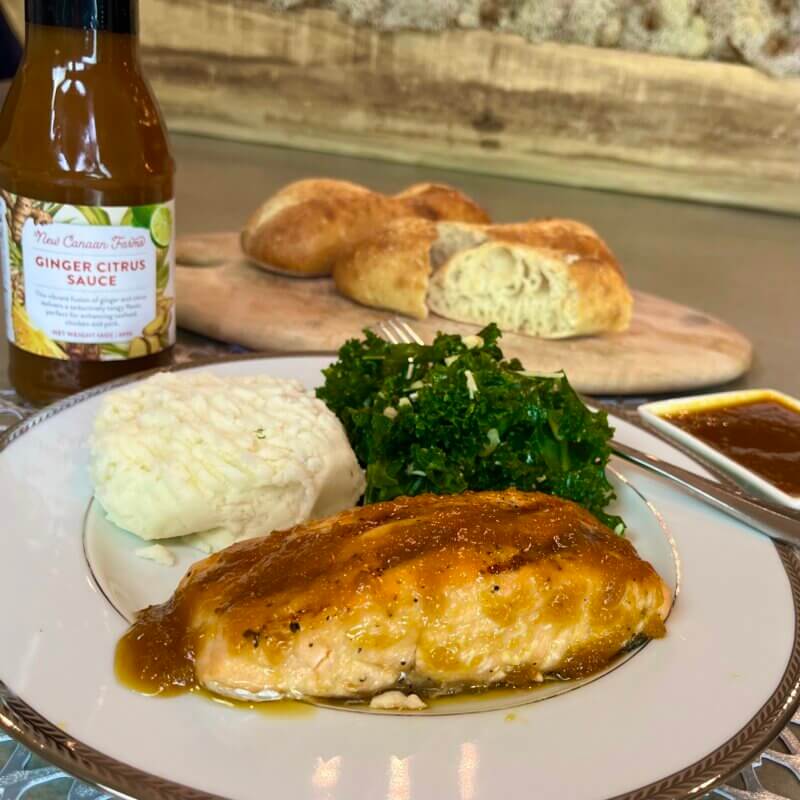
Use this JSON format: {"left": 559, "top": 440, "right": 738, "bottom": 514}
{"left": 316, "top": 324, "right": 623, "bottom": 531}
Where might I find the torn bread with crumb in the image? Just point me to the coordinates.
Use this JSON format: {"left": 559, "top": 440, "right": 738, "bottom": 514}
{"left": 333, "top": 217, "right": 633, "bottom": 338}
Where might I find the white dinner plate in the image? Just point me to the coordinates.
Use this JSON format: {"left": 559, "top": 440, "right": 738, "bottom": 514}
{"left": 1, "top": 354, "right": 799, "bottom": 800}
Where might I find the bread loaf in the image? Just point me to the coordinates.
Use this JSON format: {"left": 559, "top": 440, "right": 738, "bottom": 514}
{"left": 333, "top": 218, "right": 633, "bottom": 339}
{"left": 332, "top": 218, "right": 438, "bottom": 319}
{"left": 240, "top": 179, "right": 489, "bottom": 277}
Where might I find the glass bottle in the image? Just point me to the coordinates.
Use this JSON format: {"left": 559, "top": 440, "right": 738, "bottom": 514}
{"left": 0, "top": 0, "right": 175, "bottom": 405}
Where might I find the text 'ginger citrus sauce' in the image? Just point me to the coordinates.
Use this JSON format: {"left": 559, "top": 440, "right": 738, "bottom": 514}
{"left": 0, "top": 0, "right": 175, "bottom": 404}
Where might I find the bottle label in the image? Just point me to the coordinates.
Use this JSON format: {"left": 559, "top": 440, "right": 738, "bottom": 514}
{"left": 0, "top": 191, "right": 175, "bottom": 361}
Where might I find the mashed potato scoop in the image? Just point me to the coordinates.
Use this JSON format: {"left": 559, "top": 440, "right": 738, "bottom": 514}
{"left": 90, "top": 371, "right": 365, "bottom": 551}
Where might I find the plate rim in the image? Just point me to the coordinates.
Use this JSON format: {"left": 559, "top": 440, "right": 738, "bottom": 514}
{"left": 1, "top": 352, "right": 799, "bottom": 800}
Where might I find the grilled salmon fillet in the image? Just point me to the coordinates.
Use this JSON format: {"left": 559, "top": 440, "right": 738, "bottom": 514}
{"left": 116, "top": 490, "right": 670, "bottom": 700}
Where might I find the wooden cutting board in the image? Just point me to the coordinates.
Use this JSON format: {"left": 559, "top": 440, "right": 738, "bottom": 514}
{"left": 175, "top": 232, "right": 752, "bottom": 395}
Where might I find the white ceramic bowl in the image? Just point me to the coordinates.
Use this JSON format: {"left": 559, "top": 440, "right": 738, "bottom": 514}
{"left": 639, "top": 388, "right": 800, "bottom": 510}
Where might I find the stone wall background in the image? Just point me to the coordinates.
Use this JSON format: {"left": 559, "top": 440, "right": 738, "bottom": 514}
{"left": 265, "top": 0, "right": 800, "bottom": 76}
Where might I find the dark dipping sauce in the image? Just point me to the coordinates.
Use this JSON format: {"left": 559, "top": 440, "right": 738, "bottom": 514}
{"left": 663, "top": 396, "right": 800, "bottom": 496}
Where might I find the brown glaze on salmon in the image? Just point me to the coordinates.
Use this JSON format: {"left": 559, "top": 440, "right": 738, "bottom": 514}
{"left": 116, "top": 490, "right": 670, "bottom": 700}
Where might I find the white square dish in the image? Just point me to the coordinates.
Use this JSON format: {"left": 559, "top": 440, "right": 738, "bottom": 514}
{"left": 639, "top": 388, "right": 800, "bottom": 510}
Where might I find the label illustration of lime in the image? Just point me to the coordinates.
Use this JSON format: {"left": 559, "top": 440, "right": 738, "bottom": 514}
{"left": 120, "top": 208, "right": 134, "bottom": 227}
{"left": 131, "top": 204, "right": 156, "bottom": 228}
{"left": 149, "top": 205, "right": 172, "bottom": 248}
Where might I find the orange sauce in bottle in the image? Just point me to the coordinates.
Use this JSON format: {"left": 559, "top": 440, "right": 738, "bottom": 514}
{"left": 0, "top": 1, "right": 175, "bottom": 404}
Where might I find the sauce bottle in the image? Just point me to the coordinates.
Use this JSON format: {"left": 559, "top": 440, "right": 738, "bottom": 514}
{"left": 0, "top": 0, "right": 175, "bottom": 405}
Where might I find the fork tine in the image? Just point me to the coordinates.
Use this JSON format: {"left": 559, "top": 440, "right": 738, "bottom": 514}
{"left": 393, "top": 318, "right": 425, "bottom": 346}
{"left": 386, "top": 319, "right": 409, "bottom": 345}
{"left": 372, "top": 317, "right": 424, "bottom": 346}
{"left": 384, "top": 317, "right": 423, "bottom": 346}
{"left": 373, "top": 320, "right": 399, "bottom": 344}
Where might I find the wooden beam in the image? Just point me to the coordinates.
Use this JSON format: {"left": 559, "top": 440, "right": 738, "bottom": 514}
{"left": 138, "top": 2, "right": 800, "bottom": 214}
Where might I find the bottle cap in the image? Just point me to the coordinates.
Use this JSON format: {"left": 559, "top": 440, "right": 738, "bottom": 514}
{"left": 25, "top": 0, "right": 138, "bottom": 34}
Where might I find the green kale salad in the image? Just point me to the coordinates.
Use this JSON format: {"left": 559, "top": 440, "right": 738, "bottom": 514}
{"left": 316, "top": 323, "right": 622, "bottom": 531}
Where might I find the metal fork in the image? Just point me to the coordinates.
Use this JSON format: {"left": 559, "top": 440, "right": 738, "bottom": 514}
{"left": 373, "top": 318, "right": 800, "bottom": 549}
{"left": 375, "top": 318, "right": 424, "bottom": 383}
{"left": 375, "top": 318, "right": 424, "bottom": 347}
